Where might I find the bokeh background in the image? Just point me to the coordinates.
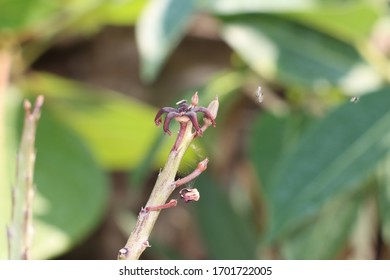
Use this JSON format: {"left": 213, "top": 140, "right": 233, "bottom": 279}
{"left": 1, "top": 0, "right": 390, "bottom": 260}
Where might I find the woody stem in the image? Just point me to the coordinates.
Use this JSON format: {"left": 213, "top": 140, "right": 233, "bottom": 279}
{"left": 118, "top": 122, "right": 194, "bottom": 260}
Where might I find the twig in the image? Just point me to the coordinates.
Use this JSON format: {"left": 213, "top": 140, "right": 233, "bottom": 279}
{"left": 174, "top": 158, "right": 208, "bottom": 188}
{"left": 118, "top": 94, "right": 218, "bottom": 260}
{"left": 7, "top": 95, "right": 44, "bottom": 260}
{"left": 144, "top": 199, "right": 178, "bottom": 212}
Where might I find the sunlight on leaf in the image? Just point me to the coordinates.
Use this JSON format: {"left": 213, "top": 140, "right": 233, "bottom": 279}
{"left": 0, "top": 91, "right": 21, "bottom": 259}
{"left": 201, "top": 0, "right": 314, "bottom": 14}
{"left": 0, "top": 106, "right": 109, "bottom": 259}
{"left": 22, "top": 72, "right": 160, "bottom": 170}
{"left": 0, "top": 0, "right": 59, "bottom": 31}
{"left": 30, "top": 110, "right": 109, "bottom": 259}
{"left": 283, "top": 2, "right": 380, "bottom": 42}
{"left": 220, "top": 15, "right": 365, "bottom": 89}
{"left": 67, "top": 0, "right": 147, "bottom": 35}
{"left": 136, "top": 0, "right": 197, "bottom": 82}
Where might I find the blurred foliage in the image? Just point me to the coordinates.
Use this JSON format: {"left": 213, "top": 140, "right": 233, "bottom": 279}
{"left": 22, "top": 72, "right": 160, "bottom": 170}
{"left": 1, "top": 0, "right": 390, "bottom": 259}
{"left": 31, "top": 109, "right": 108, "bottom": 259}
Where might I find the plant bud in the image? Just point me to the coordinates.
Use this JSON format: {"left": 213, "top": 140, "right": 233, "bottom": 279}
{"left": 197, "top": 158, "right": 209, "bottom": 172}
{"left": 207, "top": 96, "right": 219, "bottom": 119}
{"left": 179, "top": 188, "right": 200, "bottom": 203}
{"left": 191, "top": 91, "right": 199, "bottom": 106}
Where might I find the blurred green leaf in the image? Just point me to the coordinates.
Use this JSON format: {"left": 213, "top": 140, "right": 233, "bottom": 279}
{"left": 136, "top": 0, "right": 197, "bottom": 82}
{"left": 0, "top": 92, "right": 21, "bottom": 259}
{"left": 67, "top": 0, "right": 147, "bottom": 35}
{"left": 250, "top": 114, "right": 291, "bottom": 189}
{"left": 280, "top": 189, "right": 363, "bottom": 259}
{"left": 262, "top": 87, "right": 390, "bottom": 242}
{"left": 147, "top": 238, "right": 185, "bottom": 260}
{"left": 130, "top": 133, "right": 164, "bottom": 189}
{"left": 0, "top": 140, "right": 10, "bottom": 259}
{"left": 31, "top": 109, "right": 109, "bottom": 259}
{"left": 195, "top": 174, "right": 256, "bottom": 259}
{"left": 220, "top": 15, "right": 365, "bottom": 88}
{"left": 202, "top": 71, "right": 246, "bottom": 102}
{"left": 0, "top": 106, "right": 109, "bottom": 259}
{"left": 377, "top": 154, "right": 390, "bottom": 246}
{"left": 22, "top": 72, "right": 160, "bottom": 170}
{"left": 283, "top": 2, "right": 380, "bottom": 42}
{"left": 250, "top": 112, "right": 313, "bottom": 188}
{"left": 0, "top": 0, "right": 59, "bottom": 31}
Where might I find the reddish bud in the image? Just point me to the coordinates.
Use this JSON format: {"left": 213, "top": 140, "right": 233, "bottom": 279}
{"left": 191, "top": 91, "right": 199, "bottom": 107}
{"left": 35, "top": 95, "right": 44, "bottom": 110}
{"left": 197, "top": 158, "right": 209, "bottom": 172}
{"left": 207, "top": 96, "right": 219, "bottom": 119}
{"left": 143, "top": 240, "right": 151, "bottom": 248}
{"left": 203, "top": 96, "right": 219, "bottom": 127}
{"left": 24, "top": 100, "right": 31, "bottom": 114}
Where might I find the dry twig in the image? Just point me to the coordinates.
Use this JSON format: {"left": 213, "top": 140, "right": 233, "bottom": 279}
{"left": 7, "top": 95, "right": 44, "bottom": 260}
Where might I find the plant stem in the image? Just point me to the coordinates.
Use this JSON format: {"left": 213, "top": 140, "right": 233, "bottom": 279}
{"left": 119, "top": 95, "right": 218, "bottom": 260}
{"left": 118, "top": 122, "right": 195, "bottom": 260}
{"left": 7, "top": 96, "right": 44, "bottom": 260}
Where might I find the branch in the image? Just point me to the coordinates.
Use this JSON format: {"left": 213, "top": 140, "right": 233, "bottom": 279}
{"left": 7, "top": 95, "right": 44, "bottom": 260}
{"left": 118, "top": 94, "right": 218, "bottom": 260}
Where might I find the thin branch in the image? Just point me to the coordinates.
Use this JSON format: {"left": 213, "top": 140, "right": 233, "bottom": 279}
{"left": 174, "top": 158, "right": 208, "bottom": 188}
{"left": 118, "top": 122, "right": 194, "bottom": 260}
{"left": 8, "top": 95, "right": 44, "bottom": 260}
{"left": 118, "top": 95, "right": 218, "bottom": 260}
{"left": 144, "top": 199, "right": 178, "bottom": 212}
